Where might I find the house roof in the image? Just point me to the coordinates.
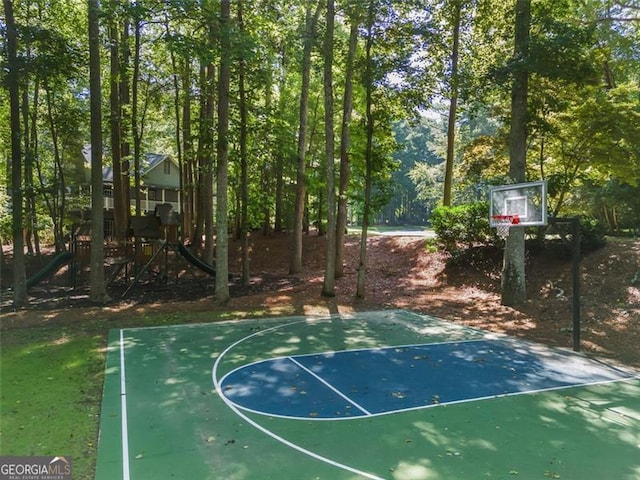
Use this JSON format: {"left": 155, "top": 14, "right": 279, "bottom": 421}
{"left": 82, "top": 145, "right": 178, "bottom": 185}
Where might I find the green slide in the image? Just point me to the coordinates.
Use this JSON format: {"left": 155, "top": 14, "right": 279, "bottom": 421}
{"left": 26, "top": 251, "right": 75, "bottom": 289}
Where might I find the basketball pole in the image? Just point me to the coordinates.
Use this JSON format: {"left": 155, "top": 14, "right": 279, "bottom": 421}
{"left": 549, "top": 216, "right": 581, "bottom": 352}
{"left": 571, "top": 217, "right": 581, "bottom": 352}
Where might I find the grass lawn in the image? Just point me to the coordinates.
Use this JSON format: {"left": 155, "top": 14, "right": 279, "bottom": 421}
{"left": 1, "top": 326, "right": 104, "bottom": 478}
{"left": 0, "top": 308, "right": 264, "bottom": 479}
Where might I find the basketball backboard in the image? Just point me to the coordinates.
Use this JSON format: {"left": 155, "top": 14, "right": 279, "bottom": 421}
{"left": 489, "top": 180, "right": 547, "bottom": 227}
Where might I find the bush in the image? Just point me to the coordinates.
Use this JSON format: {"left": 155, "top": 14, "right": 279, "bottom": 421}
{"left": 431, "top": 203, "right": 491, "bottom": 251}
{"left": 545, "top": 216, "right": 607, "bottom": 254}
{"left": 579, "top": 217, "right": 607, "bottom": 252}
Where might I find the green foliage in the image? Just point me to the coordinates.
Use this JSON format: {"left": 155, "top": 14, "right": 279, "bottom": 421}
{"left": 424, "top": 237, "right": 439, "bottom": 253}
{"left": 548, "top": 216, "right": 607, "bottom": 253}
{"left": 578, "top": 217, "right": 607, "bottom": 252}
{"left": 451, "top": 1, "right": 640, "bottom": 226}
{"left": 579, "top": 179, "right": 640, "bottom": 233}
{"left": 0, "top": 186, "right": 11, "bottom": 242}
{"left": 407, "top": 161, "right": 444, "bottom": 221}
{"left": 431, "top": 202, "right": 490, "bottom": 251}
{"left": 386, "top": 115, "right": 447, "bottom": 224}
{"left": 2, "top": 0, "right": 640, "bottom": 249}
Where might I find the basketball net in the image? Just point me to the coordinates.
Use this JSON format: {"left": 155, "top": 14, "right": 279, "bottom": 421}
{"left": 493, "top": 215, "right": 520, "bottom": 239}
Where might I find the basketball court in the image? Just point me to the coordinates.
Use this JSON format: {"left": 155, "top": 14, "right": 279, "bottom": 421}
{"left": 95, "top": 310, "right": 640, "bottom": 480}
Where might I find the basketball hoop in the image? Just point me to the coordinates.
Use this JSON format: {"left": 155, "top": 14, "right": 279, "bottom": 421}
{"left": 492, "top": 214, "right": 520, "bottom": 239}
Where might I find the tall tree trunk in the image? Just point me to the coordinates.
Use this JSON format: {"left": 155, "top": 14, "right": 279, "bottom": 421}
{"left": 335, "top": 18, "right": 358, "bottom": 278}
{"left": 120, "top": 19, "right": 131, "bottom": 228}
{"left": 261, "top": 64, "right": 274, "bottom": 236}
{"left": 238, "top": 0, "right": 250, "bottom": 287}
{"left": 322, "top": 0, "right": 337, "bottom": 296}
{"left": 43, "top": 85, "right": 66, "bottom": 252}
{"left": 132, "top": 18, "right": 142, "bottom": 217}
{"left": 260, "top": 53, "right": 275, "bottom": 237}
{"left": 22, "top": 76, "right": 37, "bottom": 255}
{"left": 4, "top": 0, "right": 27, "bottom": 307}
{"left": 181, "top": 58, "right": 195, "bottom": 241}
{"left": 443, "top": 0, "right": 461, "bottom": 207}
{"left": 215, "top": 0, "right": 231, "bottom": 304}
{"left": 163, "top": 15, "right": 189, "bottom": 241}
{"left": 88, "top": 0, "right": 110, "bottom": 302}
{"left": 356, "top": 1, "right": 375, "bottom": 299}
{"left": 110, "top": 20, "right": 127, "bottom": 240}
{"left": 290, "top": 0, "right": 322, "bottom": 274}
{"left": 502, "top": 0, "right": 530, "bottom": 306}
{"left": 203, "top": 65, "right": 215, "bottom": 262}
{"left": 273, "top": 47, "right": 287, "bottom": 234}
{"left": 30, "top": 79, "right": 42, "bottom": 254}
{"left": 192, "top": 62, "right": 212, "bottom": 253}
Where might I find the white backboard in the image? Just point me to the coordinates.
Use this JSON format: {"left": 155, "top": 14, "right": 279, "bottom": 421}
{"left": 489, "top": 181, "right": 548, "bottom": 227}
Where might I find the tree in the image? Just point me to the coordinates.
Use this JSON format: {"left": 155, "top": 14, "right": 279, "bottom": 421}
{"left": 290, "top": 1, "right": 322, "bottom": 274}
{"left": 237, "top": 0, "right": 250, "bottom": 287}
{"left": 3, "top": 0, "right": 640, "bottom": 306}
{"left": 215, "top": 0, "right": 231, "bottom": 305}
{"left": 108, "top": 5, "right": 129, "bottom": 241}
{"left": 356, "top": 0, "right": 376, "bottom": 299}
{"left": 335, "top": 9, "right": 359, "bottom": 278}
{"left": 502, "top": 0, "right": 530, "bottom": 307}
{"left": 131, "top": 11, "right": 143, "bottom": 218}
{"left": 540, "top": 83, "right": 640, "bottom": 217}
{"left": 391, "top": 116, "right": 445, "bottom": 224}
{"left": 322, "top": 0, "right": 337, "bottom": 297}
{"left": 88, "top": 0, "right": 110, "bottom": 303}
{"left": 4, "top": 0, "right": 27, "bottom": 307}
{"left": 443, "top": 0, "right": 462, "bottom": 207}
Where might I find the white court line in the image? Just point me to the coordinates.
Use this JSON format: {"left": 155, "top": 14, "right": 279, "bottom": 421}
{"left": 119, "top": 330, "right": 131, "bottom": 480}
{"left": 220, "top": 376, "right": 640, "bottom": 422}
{"left": 218, "top": 337, "right": 638, "bottom": 422}
{"left": 288, "top": 356, "right": 373, "bottom": 416}
{"left": 212, "top": 319, "right": 387, "bottom": 480}
{"left": 286, "top": 337, "right": 491, "bottom": 360}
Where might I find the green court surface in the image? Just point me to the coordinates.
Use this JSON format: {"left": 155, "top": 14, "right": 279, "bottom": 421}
{"left": 96, "top": 310, "right": 640, "bottom": 480}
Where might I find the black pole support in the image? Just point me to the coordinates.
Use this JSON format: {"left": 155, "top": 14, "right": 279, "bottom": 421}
{"left": 549, "top": 217, "right": 581, "bottom": 352}
{"left": 571, "top": 217, "right": 581, "bottom": 352}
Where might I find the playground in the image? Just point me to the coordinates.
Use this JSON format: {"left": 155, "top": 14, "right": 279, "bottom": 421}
{"left": 0, "top": 209, "right": 303, "bottom": 311}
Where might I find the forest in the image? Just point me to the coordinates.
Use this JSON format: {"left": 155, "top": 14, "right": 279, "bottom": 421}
{"left": 2, "top": 0, "right": 640, "bottom": 307}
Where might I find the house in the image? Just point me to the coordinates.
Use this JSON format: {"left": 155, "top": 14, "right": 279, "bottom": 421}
{"left": 82, "top": 145, "right": 181, "bottom": 212}
{"left": 82, "top": 145, "right": 182, "bottom": 237}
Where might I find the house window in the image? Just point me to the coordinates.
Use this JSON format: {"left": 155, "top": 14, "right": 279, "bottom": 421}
{"left": 104, "top": 219, "right": 114, "bottom": 239}
{"left": 103, "top": 186, "right": 113, "bottom": 197}
{"left": 163, "top": 159, "right": 171, "bottom": 175}
{"left": 148, "top": 189, "right": 156, "bottom": 200}
{"left": 165, "top": 190, "right": 178, "bottom": 202}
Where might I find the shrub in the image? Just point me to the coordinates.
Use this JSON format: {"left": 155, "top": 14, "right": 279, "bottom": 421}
{"left": 431, "top": 203, "right": 491, "bottom": 251}
{"left": 545, "top": 216, "right": 607, "bottom": 254}
{"left": 579, "top": 217, "right": 607, "bottom": 252}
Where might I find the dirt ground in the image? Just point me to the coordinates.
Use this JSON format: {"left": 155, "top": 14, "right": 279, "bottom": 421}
{"left": 2, "top": 232, "right": 640, "bottom": 369}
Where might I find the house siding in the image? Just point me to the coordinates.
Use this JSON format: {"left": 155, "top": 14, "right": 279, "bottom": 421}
{"left": 143, "top": 158, "right": 181, "bottom": 189}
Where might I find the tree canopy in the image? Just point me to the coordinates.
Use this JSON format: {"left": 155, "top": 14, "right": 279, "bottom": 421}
{"left": 2, "top": 0, "right": 640, "bottom": 300}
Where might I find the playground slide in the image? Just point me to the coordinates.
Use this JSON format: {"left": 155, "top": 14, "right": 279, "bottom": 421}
{"left": 177, "top": 243, "right": 216, "bottom": 277}
{"left": 26, "top": 251, "right": 75, "bottom": 289}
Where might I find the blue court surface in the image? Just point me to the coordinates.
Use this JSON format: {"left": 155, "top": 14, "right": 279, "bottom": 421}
{"left": 96, "top": 309, "right": 640, "bottom": 480}
{"left": 220, "top": 338, "right": 631, "bottom": 419}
